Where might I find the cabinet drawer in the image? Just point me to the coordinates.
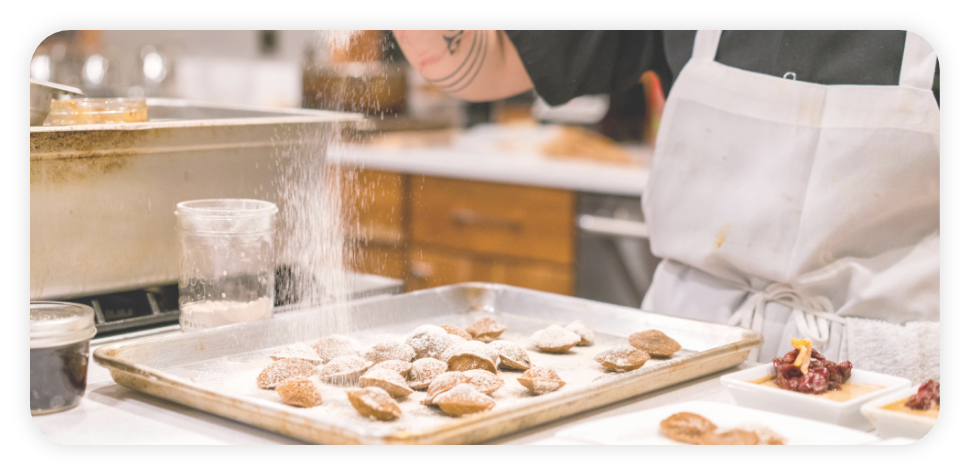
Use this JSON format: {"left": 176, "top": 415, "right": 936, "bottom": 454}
{"left": 410, "top": 176, "right": 575, "bottom": 264}
{"left": 406, "top": 246, "right": 574, "bottom": 295}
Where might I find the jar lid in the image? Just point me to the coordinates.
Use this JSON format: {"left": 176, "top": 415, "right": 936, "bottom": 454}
{"left": 30, "top": 301, "right": 97, "bottom": 349}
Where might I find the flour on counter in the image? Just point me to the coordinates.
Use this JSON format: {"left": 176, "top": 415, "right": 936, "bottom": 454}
{"left": 179, "top": 297, "right": 272, "bottom": 331}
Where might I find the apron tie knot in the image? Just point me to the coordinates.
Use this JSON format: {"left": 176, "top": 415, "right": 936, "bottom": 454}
{"left": 727, "top": 282, "right": 847, "bottom": 361}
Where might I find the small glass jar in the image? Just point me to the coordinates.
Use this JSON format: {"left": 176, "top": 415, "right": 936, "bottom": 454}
{"left": 176, "top": 199, "right": 278, "bottom": 332}
{"left": 30, "top": 302, "right": 97, "bottom": 415}
{"left": 48, "top": 97, "right": 148, "bottom": 125}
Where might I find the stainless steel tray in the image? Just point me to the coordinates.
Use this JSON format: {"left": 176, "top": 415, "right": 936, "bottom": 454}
{"left": 93, "top": 283, "right": 762, "bottom": 444}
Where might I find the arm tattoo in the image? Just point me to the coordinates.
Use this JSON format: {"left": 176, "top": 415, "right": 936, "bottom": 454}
{"left": 443, "top": 30, "right": 464, "bottom": 54}
{"left": 427, "top": 30, "right": 489, "bottom": 94}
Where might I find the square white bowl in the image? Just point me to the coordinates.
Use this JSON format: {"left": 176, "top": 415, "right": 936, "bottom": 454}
{"left": 860, "top": 386, "right": 938, "bottom": 440}
{"left": 553, "top": 401, "right": 879, "bottom": 445}
{"left": 721, "top": 363, "right": 911, "bottom": 431}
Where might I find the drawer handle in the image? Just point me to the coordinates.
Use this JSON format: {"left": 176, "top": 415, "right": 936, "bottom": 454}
{"left": 577, "top": 214, "right": 650, "bottom": 239}
{"left": 450, "top": 209, "right": 522, "bottom": 232}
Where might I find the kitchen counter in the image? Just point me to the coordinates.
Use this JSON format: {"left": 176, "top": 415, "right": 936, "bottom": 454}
{"left": 33, "top": 343, "right": 749, "bottom": 445}
{"left": 331, "top": 141, "right": 651, "bottom": 197}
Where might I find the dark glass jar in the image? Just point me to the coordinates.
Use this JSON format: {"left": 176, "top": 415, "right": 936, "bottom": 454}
{"left": 30, "top": 302, "right": 96, "bottom": 415}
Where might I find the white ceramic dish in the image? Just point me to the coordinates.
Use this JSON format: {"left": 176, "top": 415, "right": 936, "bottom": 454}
{"left": 553, "top": 401, "right": 879, "bottom": 445}
{"left": 721, "top": 364, "right": 911, "bottom": 431}
{"left": 860, "top": 386, "right": 938, "bottom": 440}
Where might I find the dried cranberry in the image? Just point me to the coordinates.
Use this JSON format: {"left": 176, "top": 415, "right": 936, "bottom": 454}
{"left": 776, "top": 375, "right": 799, "bottom": 391}
{"left": 798, "top": 371, "right": 828, "bottom": 394}
{"left": 906, "top": 380, "right": 940, "bottom": 410}
{"left": 906, "top": 393, "right": 934, "bottom": 410}
{"left": 837, "top": 361, "right": 852, "bottom": 380}
{"left": 776, "top": 363, "right": 803, "bottom": 378}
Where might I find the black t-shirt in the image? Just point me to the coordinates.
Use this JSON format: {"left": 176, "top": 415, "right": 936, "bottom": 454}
{"left": 504, "top": 31, "right": 940, "bottom": 106}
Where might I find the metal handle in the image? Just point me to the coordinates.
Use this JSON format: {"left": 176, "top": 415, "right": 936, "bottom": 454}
{"left": 577, "top": 214, "right": 650, "bottom": 239}
{"left": 450, "top": 209, "right": 522, "bottom": 232}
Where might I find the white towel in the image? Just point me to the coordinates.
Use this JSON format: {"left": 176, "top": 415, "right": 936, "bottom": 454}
{"left": 845, "top": 316, "right": 939, "bottom": 384}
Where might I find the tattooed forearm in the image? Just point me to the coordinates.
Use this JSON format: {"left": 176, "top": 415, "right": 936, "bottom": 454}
{"left": 443, "top": 30, "right": 465, "bottom": 54}
{"left": 426, "top": 30, "right": 489, "bottom": 94}
{"left": 392, "top": 30, "right": 533, "bottom": 101}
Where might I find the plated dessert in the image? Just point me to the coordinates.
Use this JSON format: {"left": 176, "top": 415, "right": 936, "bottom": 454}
{"left": 747, "top": 338, "right": 882, "bottom": 402}
{"left": 881, "top": 379, "right": 940, "bottom": 419}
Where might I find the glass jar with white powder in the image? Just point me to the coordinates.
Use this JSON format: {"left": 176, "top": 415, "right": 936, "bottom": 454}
{"left": 175, "top": 199, "right": 278, "bottom": 332}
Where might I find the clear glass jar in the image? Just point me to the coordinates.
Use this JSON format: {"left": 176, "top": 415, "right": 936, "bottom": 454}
{"left": 175, "top": 199, "right": 278, "bottom": 332}
{"left": 48, "top": 97, "right": 148, "bottom": 125}
{"left": 30, "top": 302, "right": 97, "bottom": 415}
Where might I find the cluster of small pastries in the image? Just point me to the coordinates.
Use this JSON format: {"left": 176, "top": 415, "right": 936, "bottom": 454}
{"left": 255, "top": 317, "right": 615, "bottom": 420}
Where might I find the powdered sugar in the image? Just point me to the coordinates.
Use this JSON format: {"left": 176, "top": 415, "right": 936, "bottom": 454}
{"left": 405, "top": 325, "right": 453, "bottom": 360}
{"left": 530, "top": 325, "right": 582, "bottom": 353}
{"left": 271, "top": 344, "right": 324, "bottom": 364}
{"left": 313, "top": 335, "right": 362, "bottom": 362}
{"left": 363, "top": 341, "right": 416, "bottom": 364}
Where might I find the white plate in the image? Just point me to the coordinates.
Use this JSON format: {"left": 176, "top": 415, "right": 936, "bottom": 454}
{"left": 721, "top": 364, "right": 911, "bottom": 431}
{"left": 553, "top": 401, "right": 879, "bottom": 445}
{"left": 860, "top": 386, "right": 938, "bottom": 440}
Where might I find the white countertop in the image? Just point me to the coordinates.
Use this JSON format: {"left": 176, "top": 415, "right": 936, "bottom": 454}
{"left": 331, "top": 141, "right": 650, "bottom": 197}
{"left": 33, "top": 341, "right": 748, "bottom": 445}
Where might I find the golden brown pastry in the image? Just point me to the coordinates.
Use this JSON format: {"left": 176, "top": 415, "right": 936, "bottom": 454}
{"left": 368, "top": 359, "right": 412, "bottom": 378}
{"left": 463, "top": 369, "right": 504, "bottom": 395}
{"left": 593, "top": 346, "right": 651, "bottom": 372}
{"left": 319, "top": 355, "right": 373, "bottom": 386}
{"left": 440, "top": 325, "right": 473, "bottom": 341}
{"left": 489, "top": 340, "right": 532, "bottom": 371}
{"left": 659, "top": 412, "right": 717, "bottom": 444}
{"left": 363, "top": 341, "right": 417, "bottom": 364}
{"left": 312, "top": 335, "right": 363, "bottom": 363}
{"left": 408, "top": 358, "right": 449, "bottom": 390}
{"left": 530, "top": 325, "right": 582, "bottom": 353}
{"left": 516, "top": 367, "right": 567, "bottom": 395}
{"left": 629, "top": 330, "right": 681, "bottom": 357}
{"left": 433, "top": 383, "right": 496, "bottom": 416}
{"left": 423, "top": 371, "right": 471, "bottom": 405}
{"left": 564, "top": 320, "right": 595, "bottom": 346}
{"left": 359, "top": 368, "right": 414, "bottom": 398}
{"left": 257, "top": 358, "right": 315, "bottom": 390}
{"left": 275, "top": 378, "right": 323, "bottom": 408}
{"left": 346, "top": 387, "right": 402, "bottom": 421}
{"left": 465, "top": 317, "right": 508, "bottom": 342}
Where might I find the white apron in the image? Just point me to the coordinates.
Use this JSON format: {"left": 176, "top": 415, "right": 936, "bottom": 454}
{"left": 642, "top": 31, "right": 940, "bottom": 382}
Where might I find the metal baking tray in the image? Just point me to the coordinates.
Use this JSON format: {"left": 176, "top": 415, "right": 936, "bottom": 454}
{"left": 93, "top": 283, "right": 762, "bottom": 444}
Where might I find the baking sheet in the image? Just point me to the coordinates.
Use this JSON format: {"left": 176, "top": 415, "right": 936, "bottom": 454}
{"left": 94, "top": 283, "right": 762, "bottom": 444}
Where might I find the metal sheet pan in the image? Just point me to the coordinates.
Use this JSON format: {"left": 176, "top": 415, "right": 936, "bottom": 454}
{"left": 93, "top": 283, "right": 762, "bottom": 444}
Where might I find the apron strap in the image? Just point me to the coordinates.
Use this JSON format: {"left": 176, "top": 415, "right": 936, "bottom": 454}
{"left": 692, "top": 30, "right": 722, "bottom": 61}
{"left": 899, "top": 31, "right": 937, "bottom": 90}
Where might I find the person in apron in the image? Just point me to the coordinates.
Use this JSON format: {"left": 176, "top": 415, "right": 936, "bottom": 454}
{"left": 642, "top": 31, "right": 939, "bottom": 383}
{"left": 394, "top": 30, "right": 940, "bottom": 383}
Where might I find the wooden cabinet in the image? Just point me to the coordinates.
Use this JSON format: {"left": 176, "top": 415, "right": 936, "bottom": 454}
{"left": 410, "top": 176, "right": 575, "bottom": 264}
{"left": 343, "top": 169, "right": 407, "bottom": 280}
{"left": 406, "top": 246, "right": 573, "bottom": 295}
{"left": 343, "top": 170, "right": 576, "bottom": 295}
